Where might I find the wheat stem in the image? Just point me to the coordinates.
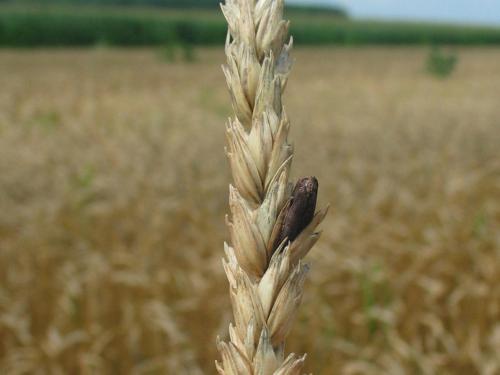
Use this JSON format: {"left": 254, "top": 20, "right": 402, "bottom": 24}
{"left": 217, "top": 1, "right": 327, "bottom": 373}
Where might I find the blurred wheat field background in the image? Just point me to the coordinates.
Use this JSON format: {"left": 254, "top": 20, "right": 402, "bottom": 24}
{"left": 0, "top": 47, "right": 499, "bottom": 374}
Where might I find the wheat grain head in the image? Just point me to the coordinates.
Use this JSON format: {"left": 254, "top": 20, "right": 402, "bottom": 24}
{"left": 217, "top": 1, "right": 328, "bottom": 374}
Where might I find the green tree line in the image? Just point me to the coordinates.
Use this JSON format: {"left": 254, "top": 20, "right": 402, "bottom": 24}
{"left": 0, "top": 0, "right": 348, "bottom": 15}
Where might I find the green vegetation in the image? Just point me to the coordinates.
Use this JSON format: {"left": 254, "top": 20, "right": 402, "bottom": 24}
{"left": 158, "top": 40, "right": 197, "bottom": 63}
{"left": 0, "top": 9, "right": 225, "bottom": 46}
{"left": 0, "top": 5, "right": 500, "bottom": 47}
{"left": 426, "top": 46, "right": 458, "bottom": 78}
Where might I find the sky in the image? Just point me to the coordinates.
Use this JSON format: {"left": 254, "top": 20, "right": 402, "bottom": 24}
{"left": 288, "top": 0, "right": 500, "bottom": 26}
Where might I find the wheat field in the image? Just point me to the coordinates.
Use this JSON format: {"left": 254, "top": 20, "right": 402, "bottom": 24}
{"left": 0, "top": 47, "right": 499, "bottom": 374}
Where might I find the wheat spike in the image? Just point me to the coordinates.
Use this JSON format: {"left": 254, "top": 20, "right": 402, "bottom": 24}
{"left": 217, "top": 1, "right": 327, "bottom": 373}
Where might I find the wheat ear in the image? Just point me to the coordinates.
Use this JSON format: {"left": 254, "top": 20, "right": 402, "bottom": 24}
{"left": 216, "top": 1, "right": 328, "bottom": 373}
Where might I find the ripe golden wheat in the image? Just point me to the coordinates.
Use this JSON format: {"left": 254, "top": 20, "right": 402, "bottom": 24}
{"left": 0, "top": 46, "right": 499, "bottom": 374}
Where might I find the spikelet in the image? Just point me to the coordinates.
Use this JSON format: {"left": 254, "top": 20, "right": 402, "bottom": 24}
{"left": 217, "top": 0, "right": 327, "bottom": 373}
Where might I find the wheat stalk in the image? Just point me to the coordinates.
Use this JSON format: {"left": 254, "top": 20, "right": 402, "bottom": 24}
{"left": 216, "top": 1, "right": 328, "bottom": 374}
